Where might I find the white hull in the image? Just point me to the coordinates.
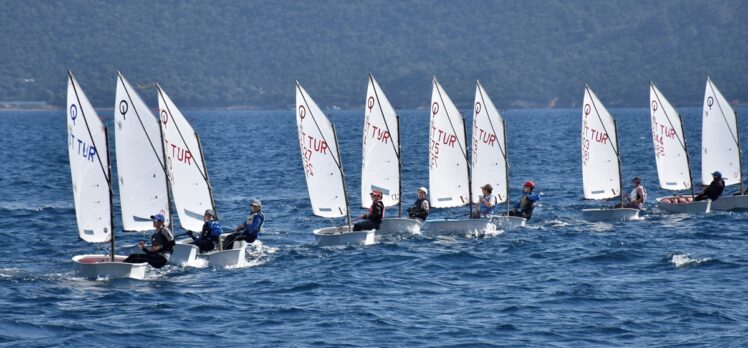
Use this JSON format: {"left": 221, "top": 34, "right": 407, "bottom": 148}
{"left": 313, "top": 226, "right": 376, "bottom": 246}
{"left": 375, "top": 217, "right": 422, "bottom": 236}
{"left": 710, "top": 194, "right": 748, "bottom": 211}
{"left": 490, "top": 215, "right": 526, "bottom": 229}
{"left": 72, "top": 254, "right": 147, "bottom": 280}
{"left": 176, "top": 234, "right": 248, "bottom": 268}
{"left": 581, "top": 208, "right": 640, "bottom": 222}
{"left": 656, "top": 196, "right": 711, "bottom": 214}
{"left": 423, "top": 218, "right": 497, "bottom": 237}
{"left": 197, "top": 242, "right": 247, "bottom": 268}
{"left": 171, "top": 241, "right": 200, "bottom": 267}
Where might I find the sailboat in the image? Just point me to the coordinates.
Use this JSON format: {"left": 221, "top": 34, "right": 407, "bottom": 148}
{"left": 702, "top": 77, "right": 748, "bottom": 211}
{"left": 296, "top": 81, "right": 376, "bottom": 246}
{"left": 423, "top": 78, "right": 496, "bottom": 236}
{"left": 580, "top": 85, "right": 640, "bottom": 221}
{"left": 157, "top": 84, "right": 248, "bottom": 266}
{"left": 650, "top": 82, "right": 710, "bottom": 213}
{"left": 68, "top": 71, "right": 147, "bottom": 279}
{"left": 361, "top": 74, "right": 422, "bottom": 235}
{"left": 472, "top": 81, "right": 526, "bottom": 229}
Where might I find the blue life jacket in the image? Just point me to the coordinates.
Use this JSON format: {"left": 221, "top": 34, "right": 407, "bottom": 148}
{"left": 479, "top": 194, "right": 497, "bottom": 216}
{"left": 243, "top": 211, "right": 265, "bottom": 236}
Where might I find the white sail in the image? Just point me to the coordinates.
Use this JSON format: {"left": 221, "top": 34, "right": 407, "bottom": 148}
{"left": 296, "top": 82, "right": 348, "bottom": 218}
{"left": 650, "top": 83, "right": 692, "bottom": 191}
{"left": 157, "top": 85, "right": 213, "bottom": 232}
{"left": 361, "top": 74, "right": 400, "bottom": 208}
{"left": 429, "top": 78, "right": 469, "bottom": 208}
{"left": 581, "top": 85, "right": 621, "bottom": 200}
{"left": 702, "top": 78, "right": 741, "bottom": 186}
{"left": 114, "top": 73, "right": 170, "bottom": 231}
{"left": 67, "top": 72, "right": 112, "bottom": 243}
{"left": 471, "top": 81, "right": 508, "bottom": 204}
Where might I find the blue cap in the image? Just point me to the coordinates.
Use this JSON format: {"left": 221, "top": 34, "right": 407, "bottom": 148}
{"left": 150, "top": 214, "right": 165, "bottom": 222}
{"left": 711, "top": 171, "right": 722, "bottom": 177}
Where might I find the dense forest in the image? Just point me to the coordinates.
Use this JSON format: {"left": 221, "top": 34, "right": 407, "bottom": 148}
{"left": 0, "top": 0, "right": 746, "bottom": 109}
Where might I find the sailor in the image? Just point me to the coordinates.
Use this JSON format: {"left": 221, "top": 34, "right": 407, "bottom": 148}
{"left": 507, "top": 181, "right": 540, "bottom": 220}
{"left": 354, "top": 190, "right": 385, "bottom": 231}
{"left": 123, "top": 214, "right": 174, "bottom": 268}
{"left": 223, "top": 199, "right": 265, "bottom": 250}
{"left": 407, "top": 187, "right": 430, "bottom": 221}
{"left": 473, "top": 184, "right": 497, "bottom": 218}
{"left": 621, "top": 176, "right": 647, "bottom": 209}
{"left": 187, "top": 209, "right": 223, "bottom": 253}
{"left": 695, "top": 171, "right": 725, "bottom": 201}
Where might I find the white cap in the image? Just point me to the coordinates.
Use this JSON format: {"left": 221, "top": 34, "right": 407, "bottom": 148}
{"left": 418, "top": 187, "right": 428, "bottom": 194}
{"left": 250, "top": 199, "right": 262, "bottom": 207}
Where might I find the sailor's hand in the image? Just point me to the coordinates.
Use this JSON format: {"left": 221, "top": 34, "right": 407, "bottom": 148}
{"left": 138, "top": 240, "right": 145, "bottom": 247}
{"left": 186, "top": 231, "right": 193, "bottom": 237}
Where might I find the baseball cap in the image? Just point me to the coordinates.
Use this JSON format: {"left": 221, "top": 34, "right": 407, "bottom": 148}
{"left": 150, "top": 214, "right": 165, "bottom": 222}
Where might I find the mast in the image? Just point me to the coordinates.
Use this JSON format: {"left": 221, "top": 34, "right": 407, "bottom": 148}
{"left": 613, "top": 119, "right": 624, "bottom": 206}
{"left": 332, "top": 122, "right": 352, "bottom": 231}
{"left": 464, "top": 116, "right": 473, "bottom": 218}
{"left": 678, "top": 113, "right": 696, "bottom": 197}
{"left": 159, "top": 122, "right": 174, "bottom": 229}
{"left": 503, "top": 119, "right": 510, "bottom": 215}
{"left": 104, "top": 127, "right": 115, "bottom": 261}
{"left": 195, "top": 132, "right": 216, "bottom": 217}
{"left": 397, "top": 114, "right": 403, "bottom": 217}
{"left": 737, "top": 110, "right": 744, "bottom": 194}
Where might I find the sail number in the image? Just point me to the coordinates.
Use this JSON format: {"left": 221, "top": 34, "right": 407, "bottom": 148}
{"left": 651, "top": 117, "right": 676, "bottom": 158}
{"left": 297, "top": 129, "right": 329, "bottom": 176}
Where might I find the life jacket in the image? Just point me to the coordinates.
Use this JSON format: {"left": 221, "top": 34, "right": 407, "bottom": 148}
{"left": 244, "top": 211, "right": 265, "bottom": 236}
{"left": 629, "top": 186, "right": 647, "bottom": 206}
{"left": 202, "top": 220, "right": 222, "bottom": 240}
{"left": 479, "top": 194, "right": 497, "bottom": 216}
{"left": 368, "top": 200, "right": 385, "bottom": 223}
{"left": 410, "top": 198, "right": 429, "bottom": 220}
{"left": 152, "top": 227, "right": 174, "bottom": 254}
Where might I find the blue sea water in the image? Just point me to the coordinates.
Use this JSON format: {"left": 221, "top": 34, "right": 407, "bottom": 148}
{"left": 1, "top": 106, "right": 747, "bottom": 347}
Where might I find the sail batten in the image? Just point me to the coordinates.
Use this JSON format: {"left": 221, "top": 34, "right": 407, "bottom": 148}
{"left": 650, "top": 83, "right": 692, "bottom": 191}
{"left": 115, "top": 73, "right": 170, "bottom": 231}
{"left": 582, "top": 86, "right": 621, "bottom": 200}
{"left": 361, "top": 75, "right": 400, "bottom": 208}
{"left": 702, "top": 78, "right": 741, "bottom": 186}
{"left": 472, "top": 82, "right": 508, "bottom": 204}
{"left": 158, "top": 85, "right": 213, "bottom": 232}
{"left": 429, "top": 78, "right": 469, "bottom": 208}
{"left": 296, "top": 82, "right": 348, "bottom": 218}
{"left": 67, "top": 72, "right": 113, "bottom": 243}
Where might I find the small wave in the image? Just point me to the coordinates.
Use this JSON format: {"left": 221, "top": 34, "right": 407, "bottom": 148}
{"left": 670, "top": 253, "right": 712, "bottom": 268}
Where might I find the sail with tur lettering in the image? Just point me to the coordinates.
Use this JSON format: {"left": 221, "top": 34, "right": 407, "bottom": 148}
{"left": 114, "top": 72, "right": 170, "bottom": 231}
{"left": 582, "top": 85, "right": 621, "bottom": 200}
{"left": 429, "top": 78, "right": 469, "bottom": 208}
{"left": 650, "top": 82, "right": 692, "bottom": 191}
{"left": 158, "top": 85, "right": 213, "bottom": 232}
{"left": 471, "top": 81, "right": 508, "bottom": 204}
{"left": 67, "top": 72, "right": 113, "bottom": 243}
{"left": 361, "top": 74, "right": 400, "bottom": 208}
{"left": 296, "top": 82, "right": 348, "bottom": 218}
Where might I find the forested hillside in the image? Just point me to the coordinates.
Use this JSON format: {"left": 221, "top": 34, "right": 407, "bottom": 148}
{"left": 1, "top": 0, "right": 746, "bottom": 109}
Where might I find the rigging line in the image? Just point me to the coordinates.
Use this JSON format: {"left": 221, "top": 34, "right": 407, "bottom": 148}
{"left": 117, "top": 74, "right": 167, "bottom": 171}
{"left": 476, "top": 82, "right": 507, "bottom": 160}
{"left": 68, "top": 72, "right": 113, "bottom": 192}
{"left": 156, "top": 86, "right": 209, "bottom": 182}
{"left": 651, "top": 84, "right": 688, "bottom": 152}
{"left": 707, "top": 80, "right": 740, "bottom": 147}
{"left": 296, "top": 83, "right": 344, "bottom": 171}
{"left": 369, "top": 74, "right": 400, "bottom": 159}
{"left": 586, "top": 85, "right": 620, "bottom": 159}
{"left": 433, "top": 80, "right": 469, "bottom": 163}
